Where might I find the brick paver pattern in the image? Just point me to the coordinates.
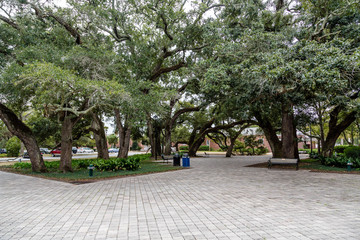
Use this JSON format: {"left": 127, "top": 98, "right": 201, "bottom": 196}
{"left": 0, "top": 155, "right": 359, "bottom": 240}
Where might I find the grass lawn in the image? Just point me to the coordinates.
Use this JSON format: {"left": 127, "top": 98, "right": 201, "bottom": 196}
{"left": 248, "top": 158, "right": 360, "bottom": 174}
{"left": 0, "top": 158, "right": 183, "bottom": 183}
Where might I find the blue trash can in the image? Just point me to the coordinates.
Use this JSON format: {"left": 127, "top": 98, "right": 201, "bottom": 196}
{"left": 182, "top": 153, "right": 190, "bottom": 167}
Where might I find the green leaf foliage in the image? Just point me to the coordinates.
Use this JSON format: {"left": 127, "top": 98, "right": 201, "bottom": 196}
{"left": 5, "top": 137, "right": 21, "bottom": 157}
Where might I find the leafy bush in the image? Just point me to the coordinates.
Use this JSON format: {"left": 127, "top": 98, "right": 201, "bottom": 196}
{"left": 130, "top": 141, "right": 140, "bottom": 151}
{"left": 12, "top": 154, "right": 150, "bottom": 171}
{"left": 13, "top": 161, "right": 60, "bottom": 170}
{"left": 76, "top": 154, "right": 148, "bottom": 171}
{"left": 310, "top": 152, "right": 319, "bottom": 159}
{"left": 344, "top": 146, "right": 360, "bottom": 159}
{"left": 321, "top": 156, "right": 360, "bottom": 168}
{"left": 254, "top": 146, "right": 268, "bottom": 155}
{"left": 6, "top": 137, "right": 21, "bottom": 157}
{"left": 198, "top": 145, "right": 210, "bottom": 151}
{"left": 13, "top": 162, "right": 32, "bottom": 169}
{"left": 334, "top": 145, "right": 350, "bottom": 154}
{"left": 179, "top": 146, "right": 189, "bottom": 151}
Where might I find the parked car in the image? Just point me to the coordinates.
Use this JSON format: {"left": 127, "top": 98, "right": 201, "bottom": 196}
{"left": 77, "top": 147, "right": 94, "bottom": 153}
{"left": 40, "top": 148, "right": 51, "bottom": 154}
{"left": 0, "top": 148, "right": 6, "bottom": 154}
{"left": 23, "top": 151, "right": 30, "bottom": 158}
{"left": 23, "top": 149, "right": 46, "bottom": 158}
{"left": 72, "top": 147, "right": 78, "bottom": 154}
{"left": 50, "top": 148, "right": 61, "bottom": 157}
{"left": 108, "top": 148, "right": 119, "bottom": 153}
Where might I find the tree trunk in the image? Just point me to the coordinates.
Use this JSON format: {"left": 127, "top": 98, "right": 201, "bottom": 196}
{"left": 322, "top": 110, "right": 356, "bottom": 157}
{"left": 115, "top": 110, "right": 131, "bottom": 159}
{"left": 226, "top": 136, "right": 237, "bottom": 157}
{"left": 254, "top": 111, "right": 283, "bottom": 158}
{"left": 146, "top": 115, "right": 156, "bottom": 157}
{"left": 0, "top": 103, "right": 46, "bottom": 172}
{"left": 60, "top": 116, "right": 74, "bottom": 172}
{"left": 154, "top": 125, "right": 162, "bottom": 156}
{"left": 164, "top": 125, "right": 172, "bottom": 155}
{"left": 118, "top": 127, "right": 131, "bottom": 158}
{"left": 163, "top": 106, "right": 201, "bottom": 155}
{"left": 281, "top": 103, "right": 297, "bottom": 159}
{"left": 91, "top": 113, "right": 109, "bottom": 159}
{"left": 188, "top": 136, "right": 205, "bottom": 157}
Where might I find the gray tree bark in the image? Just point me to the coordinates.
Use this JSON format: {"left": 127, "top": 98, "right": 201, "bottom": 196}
{"left": 0, "top": 103, "right": 46, "bottom": 172}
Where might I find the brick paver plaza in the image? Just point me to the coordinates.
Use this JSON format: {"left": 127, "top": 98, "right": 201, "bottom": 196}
{"left": 1, "top": 155, "right": 359, "bottom": 239}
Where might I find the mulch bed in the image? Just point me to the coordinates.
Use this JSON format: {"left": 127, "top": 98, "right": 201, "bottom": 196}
{"left": 246, "top": 161, "right": 360, "bottom": 174}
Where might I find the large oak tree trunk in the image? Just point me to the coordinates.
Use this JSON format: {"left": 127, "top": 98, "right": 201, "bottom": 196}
{"left": 154, "top": 124, "right": 162, "bottom": 157}
{"left": 163, "top": 106, "right": 201, "bottom": 155}
{"left": 254, "top": 111, "right": 283, "bottom": 158}
{"left": 115, "top": 110, "right": 131, "bottom": 159}
{"left": 118, "top": 127, "right": 131, "bottom": 158}
{"left": 322, "top": 110, "right": 356, "bottom": 157}
{"left": 146, "top": 115, "right": 156, "bottom": 157}
{"left": 164, "top": 125, "right": 172, "bottom": 155}
{"left": 0, "top": 103, "right": 46, "bottom": 172}
{"left": 91, "top": 113, "right": 109, "bottom": 159}
{"left": 60, "top": 117, "right": 74, "bottom": 172}
{"left": 188, "top": 136, "right": 205, "bottom": 157}
{"left": 281, "top": 103, "right": 298, "bottom": 159}
{"left": 226, "top": 136, "right": 237, "bottom": 157}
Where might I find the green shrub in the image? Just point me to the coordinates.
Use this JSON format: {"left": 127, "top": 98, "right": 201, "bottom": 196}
{"left": 130, "top": 141, "right": 140, "bottom": 151}
{"left": 344, "top": 146, "right": 360, "bottom": 159}
{"left": 13, "top": 162, "right": 32, "bottom": 169}
{"left": 198, "top": 145, "right": 210, "bottom": 151}
{"left": 44, "top": 161, "right": 60, "bottom": 169}
{"left": 13, "top": 161, "right": 60, "bottom": 170}
{"left": 179, "top": 146, "right": 189, "bottom": 150}
{"left": 334, "top": 145, "right": 350, "bottom": 154}
{"left": 233, "top": 141, "right": 246, "bottom": 153}
{"left": 322, "top": 156, "right": 360, "bottom": 168}
{"left": 310, "top": 152, "right": 319, "bottom": 159}
{"left": 6, "top": 137, "right": 21, "bottom": 157}
{"left": 254, "top": 147, "right": 268, "bottom": 155}
{"left": 12, "top": 154, "right": 150, "bottom": 172}
{"left": 76, "top": 154, "right": 148, "bottom": 171}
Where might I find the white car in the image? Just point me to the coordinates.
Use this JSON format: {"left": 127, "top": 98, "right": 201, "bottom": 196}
{"left": 77, "top": 147, "right": 94, "bottom": 153}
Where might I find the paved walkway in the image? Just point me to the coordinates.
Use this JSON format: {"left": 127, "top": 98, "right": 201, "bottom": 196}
{"left": 0, "top": 155, "right": 359, "bottom": 240}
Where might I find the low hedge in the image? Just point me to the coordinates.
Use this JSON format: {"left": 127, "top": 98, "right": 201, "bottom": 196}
{"left": 334, "top": 145, "right": 350, "bottom": 154}
{"left": 13, "top": 154, "right": 150, "bottom": 172}
{"left": 344, "top": 146, "right": 360, "bottom": 159}
{"left": 198, "top": 145, "right": 210, "bottom": 151}
{"left": 320, "top": 156, "right": 360, "bottom": 169}
{"left": 179, "top": 146, "right": 189, "bottom": 151}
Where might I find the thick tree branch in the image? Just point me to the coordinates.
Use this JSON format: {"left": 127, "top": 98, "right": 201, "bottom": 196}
{"left": 150, "top": 61, "right": 186, "bottom": 82}
{"left": 177, "top": 82, "right": 189, "bottom": 93}
{"left": 0, "top": 15, "right": 20, "bottom": 30}
{"left": 170, "top": 106, "right": 201, "bottom": 128}
{"left": 160, "top": 13, "right": 173, "bottom": 41}
{"left": 23, "top": 2, "right": 82, "bottom": 45}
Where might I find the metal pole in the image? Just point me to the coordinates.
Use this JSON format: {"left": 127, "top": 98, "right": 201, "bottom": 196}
{"left": 310, "top": 124, "right": 313, "bottom": 154}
